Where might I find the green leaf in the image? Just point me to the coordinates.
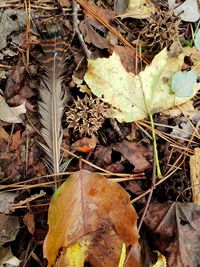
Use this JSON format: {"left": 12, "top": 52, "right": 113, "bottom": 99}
{"left": 194, "top": 29, "right": 200, "bottom": 51}
{"left": 171, "top": 70, "right": 199, "bottom": 97}
{"left": 84, "top": 49, "right": 199, "bottom": 122}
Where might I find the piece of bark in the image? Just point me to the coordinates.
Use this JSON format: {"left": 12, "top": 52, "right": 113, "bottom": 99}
{"left": 190, "top": 148, "right": 200, "bottom": 204}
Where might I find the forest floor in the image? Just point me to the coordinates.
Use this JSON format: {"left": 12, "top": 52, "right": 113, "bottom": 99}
{"left": 0, "top": 0, "right": 200, "bottom": 266}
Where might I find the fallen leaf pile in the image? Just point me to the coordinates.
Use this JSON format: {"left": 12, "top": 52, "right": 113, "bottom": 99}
{"left": 0, "top": 0, "right": 200, "bottom": 266}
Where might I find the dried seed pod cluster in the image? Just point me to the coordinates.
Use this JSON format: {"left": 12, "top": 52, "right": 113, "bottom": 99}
{"left": 141, "top": 7, "right": 181, "bottom": 51}
{"left": 66, "top": 95, "right": 110, "bottom": 136}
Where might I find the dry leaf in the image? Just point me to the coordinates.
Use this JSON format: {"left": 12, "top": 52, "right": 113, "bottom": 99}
{"left": 0, "top": 95, "right": 26, "bottom": 123}
{"left": 23, "top": 211, "right": 35, "bottom": 235}
{"left": 168, "top": 0, "right": 200, "bottom": 22}
{"left": 79, "top": 5, "right": 116, "bottom": 49}
{"left": 119, "top": 0, "right": 155, "bottom": 19}
{"left": 110, "top": 45, "right": 137, "bottom": 73}
{"left": 44, "top": 170, "right": 142, "bottom": 267}
{"left": 10, "top": 130, "right": 21, "bottom": 151}
{"left": 144, "top": 201, "right": 200, "bottom": 267}
{"left": 0, "top": 127, "right": 9, "bottom": 141}
{"left": 79, "top": 18, "right": 109, "bottom": 49}
{"left": 71, "top": 136, "right": 97, "bottom": 153}
{"left": 0, "top": 192, "right": 17, "bottom": 214}
{"left": 0, "top": 246, "right": 20, "bottom": 266}
{"left": 112, "top": 140, "right": 152, "bottom": 172}
{"left": 0, "top": 214, "right": 19, "bottom": 246}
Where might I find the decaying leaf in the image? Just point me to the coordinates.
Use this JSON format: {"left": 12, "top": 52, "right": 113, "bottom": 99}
{"left": 84, "top": 49, "right": 199, "bottom": 122}
{"left": 44, "top": 170, "right": 142, "bottom": 267}
{"left": 144, "top": 201, "right": 200, "bottom": 267}
{"left": 0, "top": 95, "right": 26, "bottom": 123}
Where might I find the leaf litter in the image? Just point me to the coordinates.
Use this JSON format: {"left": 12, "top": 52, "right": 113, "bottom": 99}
{"left": 0, "top": 0, "right": 200, "bottom": 266}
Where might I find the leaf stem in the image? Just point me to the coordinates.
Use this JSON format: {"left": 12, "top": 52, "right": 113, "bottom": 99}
{"left": 149, "top": 112, "right": 162, "bottom": 178}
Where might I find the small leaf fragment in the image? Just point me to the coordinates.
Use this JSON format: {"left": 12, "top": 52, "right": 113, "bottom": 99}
{"left": 118, "top": 243, "right": 126, "bottom": 267}
{"left": 152, "top": 251, "right": 167, "bottom": 267}
{"left": 171, "top": 71, "right": 199, "bottom": 97}
{"left": 119, "top": 0, "right": 155, "bottom": 19}
{"left": 0, "top": 95, "right": 26, "bottom": 123}
{"left": 194, "top": 29, "right": 200, "bottom": 52}
{"left": 64, "top": 239, "right": 91, "bottom": 267}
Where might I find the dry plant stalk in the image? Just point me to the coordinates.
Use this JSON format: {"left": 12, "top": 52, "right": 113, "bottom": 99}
{"left": 34, "top": 25, "right": 68, "bottom": 177}
{"left": 190, "top": 148, "right": 200, "bottom": 204}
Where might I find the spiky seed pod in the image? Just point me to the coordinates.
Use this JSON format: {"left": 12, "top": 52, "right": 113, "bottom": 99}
{"left": 140, "top": 7, "right": 181, "bottom": 51}
{"left": 66, "top": 95, "right": 110, "bottom": 137}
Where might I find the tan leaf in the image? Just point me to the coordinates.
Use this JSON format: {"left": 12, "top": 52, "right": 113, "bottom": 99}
{"left": 44, "top": 170, "right": 142, "bottom": 267}
{"left": 119, "top": 0, "right": 155, "bottom": 19}
{"left": 0, "top": 96, "right": 26, "bottom": 123}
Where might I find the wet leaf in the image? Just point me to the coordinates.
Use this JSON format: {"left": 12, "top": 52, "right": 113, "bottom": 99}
{"left": 84, "top": 49, "right": 199, "bottom": 122}
{"left": 144, "top": 201, "right": 200, "bottom": 267}
{"left": 44, "top": 170, "right": 142, "bottom": 267}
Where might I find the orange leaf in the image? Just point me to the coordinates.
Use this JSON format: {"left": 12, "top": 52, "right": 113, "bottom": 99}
{"left": 71, "top": 136, "right": 97, "bottom": 153}
{"left": 43, "top": 170, "right": 142, "bottom": 267}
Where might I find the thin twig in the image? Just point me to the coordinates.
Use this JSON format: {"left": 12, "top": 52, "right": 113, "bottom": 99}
{"left": 72, "top": 0, "right": 91, "bottom": 59}
{"left": 131, "top": 154, "right": 185, "bottom": 203}
{"left": 138, "top": 161, "right": 156, "bottom": 231}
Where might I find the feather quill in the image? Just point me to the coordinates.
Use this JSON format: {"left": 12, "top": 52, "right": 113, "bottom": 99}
{"left": 34, "top": 25, "right": 67, "bottom": 176}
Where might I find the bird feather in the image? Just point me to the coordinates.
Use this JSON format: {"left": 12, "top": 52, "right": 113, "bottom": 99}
{"left": 33, "top": 25, "right": 67, "bottom": 175}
